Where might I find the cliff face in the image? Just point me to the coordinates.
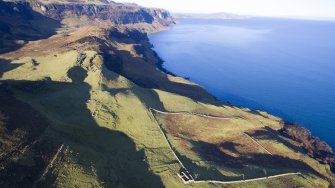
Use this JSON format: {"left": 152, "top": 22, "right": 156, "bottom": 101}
{"left": 0, "top": 1, "right": 60, "bottom": 53}
{"left": 280, "top": 121, "right": 335, "bottom": 173}
{"left": 25, "top": 0, "right": 174, "bottom": 25}
{"left": 0, "top": 0, "right": 174, "bottom": 53}
{"left": 1, "top": 1, "right": 335, "bottom": 187}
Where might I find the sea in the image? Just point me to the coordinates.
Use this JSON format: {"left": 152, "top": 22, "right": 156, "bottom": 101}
{"left": 149, "top": 17, "right": 335, "bottom": 149}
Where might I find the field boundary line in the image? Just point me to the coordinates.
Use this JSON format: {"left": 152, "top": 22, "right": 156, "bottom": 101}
{"left": 243, "top": 132, "right": 273, "bottom": 155}
{"left": 149, "top": 109, "right": 187, "bottom": 169}
{"left": 150, "top": 108, "right": 241, "bottom": 120}
{"left": 36, "top": 144, "right": 64, "bottom": 183}
{"left": 149, "top": 108, "right": 301, "bottom": 185}
{"left": 193, "top": 172, "right": 301, "bottom": 184}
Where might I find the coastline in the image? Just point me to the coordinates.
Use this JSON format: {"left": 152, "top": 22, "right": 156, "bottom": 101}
{"left": 146, "top": 21, "right": 335, "bottom": 173}
{"left": 1, "top": 1, "right": 334, "bottom": 186}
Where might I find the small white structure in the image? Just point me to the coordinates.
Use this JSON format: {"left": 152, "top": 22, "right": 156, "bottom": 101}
{"left": 41, "top": 5, "right": 47, "bottom": 12}
{"left": 177, "top": 168, "right": 194, "bottom": 184}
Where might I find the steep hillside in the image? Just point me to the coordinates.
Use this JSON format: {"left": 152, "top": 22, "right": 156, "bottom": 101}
{"left": 0, "top": 0, "right": 334, "bottom": 187}
{"left": 0, "top": 0, "right": 60, "bottom": 53}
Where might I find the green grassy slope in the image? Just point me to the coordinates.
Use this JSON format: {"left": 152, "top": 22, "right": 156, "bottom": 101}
{"left": 0, "top": 1, "right": 334, "bottom": 188}
{"left": 1, "top": 44, "right": 334, "bottom": 188}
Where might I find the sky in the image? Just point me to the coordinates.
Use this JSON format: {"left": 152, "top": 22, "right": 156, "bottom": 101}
{"left": 115, "top": 0, "right": 335, "bottom": 18}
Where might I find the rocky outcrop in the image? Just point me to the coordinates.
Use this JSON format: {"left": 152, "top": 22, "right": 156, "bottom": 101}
{"left": 109, "top": 27, "right": 148, "bottom": 42}
{"left": 280, "top": 121, "right": 335, "bottom": 173}
{"left": 0, "top": 0, "right": 174, "bottom": 53}
{"left": 24, "top": 0, "right": 174, "bottom": 26}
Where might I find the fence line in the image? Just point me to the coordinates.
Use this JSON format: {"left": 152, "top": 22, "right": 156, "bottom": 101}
{"left": 150, "top": 108, "right": 241, "bottom": 120}
{"left": 243, "top": 132, "right": 273, "bottom": 155}
{"left": 149, "top": 108, "right": 301, "bottom": 185}
{"left": 35, "top": 144, "right": 64, "bottom": 185}
{"left": 149, "top": 109, "right": 187, "bottom": 169}
{"left": 193, "top": 172, "right": 301, "bottom": 185}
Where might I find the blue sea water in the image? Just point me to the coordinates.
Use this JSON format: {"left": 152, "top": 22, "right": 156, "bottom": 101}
{"left": 149, "top": 18, "right": 335, "bottom": 149}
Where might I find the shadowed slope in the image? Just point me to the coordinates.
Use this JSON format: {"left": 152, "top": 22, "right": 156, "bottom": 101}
{"left": 0, "top": 66, "right": 164, "bottom": 187}
{"left": 0, "top": 83, "right": 55, "bottom": 187}
{"left": 0, "top": 58, "right": 22, "bottom": 78}
{"left": 0, "top": 1, "right": 61, "bottom": 54}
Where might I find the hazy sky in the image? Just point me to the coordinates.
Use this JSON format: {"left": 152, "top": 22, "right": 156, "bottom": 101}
{"left": 115, "top": 0, "right": 335, "bottom": 18}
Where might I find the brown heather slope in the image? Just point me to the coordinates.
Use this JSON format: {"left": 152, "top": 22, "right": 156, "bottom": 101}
{"left": 280, "top": 121, "right": 335, "bottom": 173}
{"left": 0, "top": 0, "right": 335, "bottom": 187}
{"left": 0, "top": 83, "right": 60, "bottom": 187}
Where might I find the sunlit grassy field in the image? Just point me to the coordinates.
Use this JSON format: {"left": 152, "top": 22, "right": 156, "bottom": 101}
{"left": 1, "top": 46, "right": 333, "bottom": 187}
{"left": 152, "top": 108, "right": 331, "bottom": 187}
{"left": 0, "top": 15, "right": 334, "bottom": 187}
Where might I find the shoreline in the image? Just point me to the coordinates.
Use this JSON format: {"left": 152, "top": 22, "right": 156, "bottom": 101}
{"left": 146, "top": 22, "right": 335, "bottom": 173}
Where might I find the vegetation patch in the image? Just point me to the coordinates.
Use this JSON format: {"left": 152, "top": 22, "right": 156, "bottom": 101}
{"left": 153, "top": 111, "right": 331, "bottom": 187}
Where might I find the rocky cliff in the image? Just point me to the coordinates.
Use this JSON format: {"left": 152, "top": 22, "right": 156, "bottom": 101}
{"left": 0, "top": 0, "right": 60, "bottom": 53}
{"left": 0, "top": 0, "right": 174, "bottom": 53}
{"left": 280, "top": 121, "right": 335, "bottom": 173}
{"left": 24, "top": 0, "right": 174, "bottom": 25}
{"left": 1, "top": 0, "right": 335, "bottom": 187}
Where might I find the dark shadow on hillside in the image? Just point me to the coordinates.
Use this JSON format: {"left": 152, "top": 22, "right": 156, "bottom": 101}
{"left": 247, "top": 110, "right": 269, "bottom": 118}
{"left": 221, "top": 93, "right": 295, "bottom": 122}
{"left": 102, "top": 45, "right": 219, "bottom": 105}
{"left": 101, "top": 65, "right": 166, "bottom": 111}
{"left": 1, "top": 66, "right": 164, "bottom": 187}
{"left": 77, "top": 29, "right": 218, "bottom": 107}
{"left": 177, "top": 151, "right": 229, "bottom": 181}
{"left": 249, "top": 127, "right": 304, "bottom": 153}
{"left": 0, "top": 1, "right": 61, "bottom": 54}
{"left": 0, "top": 83, "right": 57, "bottom": 188}
{"left": 0, "top": 58, "right": 23, "bottom": 78}
{"left": 190, "top": 140, "right": 324, "bottom": 179}
{"left": 109, "top": 27, "right": 150, "bottom": 44}
{"left": 132, "top": 87, "right": 166, "bottom": 111}
{"left": 219, "top": 142, "right": 242, "bottom": 154}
